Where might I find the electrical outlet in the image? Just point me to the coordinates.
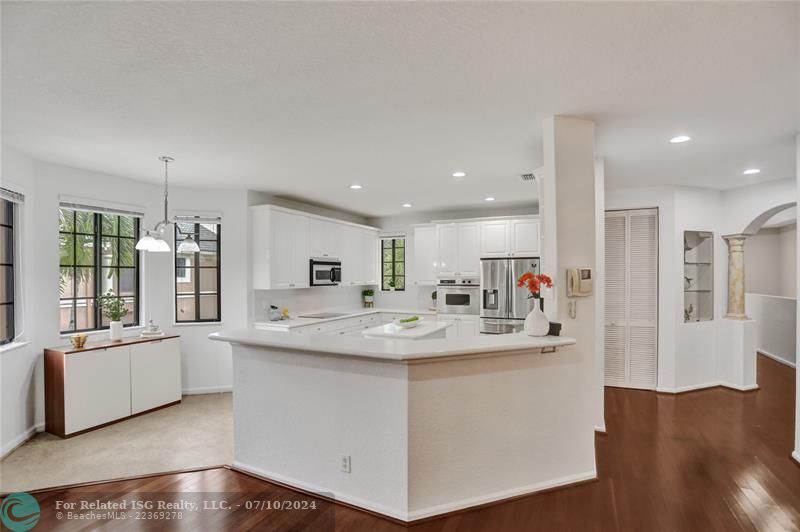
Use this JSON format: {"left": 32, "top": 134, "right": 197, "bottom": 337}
{"left": 339, "top": 454, "right": 351, "bottom": 473}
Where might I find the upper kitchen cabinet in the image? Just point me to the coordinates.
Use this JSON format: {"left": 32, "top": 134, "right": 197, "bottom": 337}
{"left": 252, "top": 206, "right": 310, "bottom": 289}
{"left": 251, "top": 205, "right": 379, "bottom": 289}
{"left": 510, "top": 219, "right": 540, "bottom": 256}
{"left": 480, "top": 218, "right": 540, "bottom": 258}
{"left": 413, "top": 225, "right": 438, "bottom": 286}
{"left": 309, "top": 218, "right": 341, "bottom": 259}
{"left": 437, "top": 222, "right": 479, "bottom": 278}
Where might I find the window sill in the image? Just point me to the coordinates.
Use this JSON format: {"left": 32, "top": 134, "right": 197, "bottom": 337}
{"left": 0, "top": 341, "right": 30, "bottom": 354}
{"left": 59, "top": 326, "right": 145, "bottom": 340}
{"left": 172, "top": 322, "right": 223, "bottom": 327}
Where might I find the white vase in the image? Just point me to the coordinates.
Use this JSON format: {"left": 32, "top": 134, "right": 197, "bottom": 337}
{"left": 524, "top": 302, "right": 550, "bottom": 336}
{"left": 109, "top": 321, "right": 123, "bottom": 341}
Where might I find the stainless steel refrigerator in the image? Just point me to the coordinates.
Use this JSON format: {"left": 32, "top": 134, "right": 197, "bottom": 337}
{"left": 480, "top": 257, "right": 540, "bottom": 334}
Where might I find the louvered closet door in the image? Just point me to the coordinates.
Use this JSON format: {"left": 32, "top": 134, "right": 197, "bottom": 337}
{"left": 604, "top": 209, "right": 658, "bottom": 390}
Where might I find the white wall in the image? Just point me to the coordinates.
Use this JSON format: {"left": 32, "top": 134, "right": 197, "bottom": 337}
{"left": 745, "top": 293, "right": 796, "bottom": 367}
{"left": 780, "top": 224, "right": 797, "bottom": 297}
{"left": 0, "top": 145, "right": 252, "bottom": 453}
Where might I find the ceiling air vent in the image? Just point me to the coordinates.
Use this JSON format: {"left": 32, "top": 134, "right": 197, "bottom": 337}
{"left": 520, "top": 173, "right": 536, "bottom": 182}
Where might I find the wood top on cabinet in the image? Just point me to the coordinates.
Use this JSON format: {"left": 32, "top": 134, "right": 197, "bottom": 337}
{"left": 46, "top": 335, "right": 180, "bottom": 355}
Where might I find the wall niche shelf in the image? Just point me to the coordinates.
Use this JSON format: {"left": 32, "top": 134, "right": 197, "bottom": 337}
{"left": 683, "top": 231, "right": 713, "bottom": 322}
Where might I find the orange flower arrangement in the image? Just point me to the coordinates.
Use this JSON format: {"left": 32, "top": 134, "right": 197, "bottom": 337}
{"left": 517, "top": 272, "right": 553, "bottom": 299}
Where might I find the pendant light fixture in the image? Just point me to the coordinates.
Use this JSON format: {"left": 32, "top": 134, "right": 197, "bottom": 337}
{"left": 177, "top": 233, "right": 200, "bottom": 253}
{"left": 136, "top": 156, "right": 175, "bottom": 253}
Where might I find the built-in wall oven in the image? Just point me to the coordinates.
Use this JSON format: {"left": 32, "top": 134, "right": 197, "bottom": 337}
{"left": 436, "top": 278, "right": 479, "bottom": 315}
{"left": 309, "top": 258, "right": 342, "bottom": 286}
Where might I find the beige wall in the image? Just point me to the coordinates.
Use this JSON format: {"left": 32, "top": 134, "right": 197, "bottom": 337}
{"left": 745, "top": 223, "right": 796, "bottom": 298}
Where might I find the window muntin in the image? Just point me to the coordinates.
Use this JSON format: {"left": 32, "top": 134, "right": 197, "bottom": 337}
{"left": 59, "top": 209, "right": 140, "bottom": 333}
{"left": 175, "top": 222, "right": 221, "bottom": 323}
{"left": 0, "top": 199, "right": 15, "bottom": 344}
{"left": 381, "top": 238, "right": 405, "bottom": 291}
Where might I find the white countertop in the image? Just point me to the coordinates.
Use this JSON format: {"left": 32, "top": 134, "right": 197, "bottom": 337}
{"left": 253, "top": 308, "right": 438, "bottom": 330}
{"left": 362, "top": 320, "right": 451, "bottom": 340}
{"left": 209, "top": 328, "right": 575, "bottom": 362}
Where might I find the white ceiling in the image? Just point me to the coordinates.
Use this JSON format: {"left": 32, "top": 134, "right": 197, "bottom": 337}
{"left": 2, "top": 2, "right": 798, "bottom": 217}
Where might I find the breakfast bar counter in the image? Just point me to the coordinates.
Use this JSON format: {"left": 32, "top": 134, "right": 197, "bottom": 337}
{"left": 209, "top": 328, "right": 594, "bottom": 522}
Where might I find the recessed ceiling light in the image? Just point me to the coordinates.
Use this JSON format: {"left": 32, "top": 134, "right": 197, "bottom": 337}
{"left": 743, "top": 168, "right": 761, "bottom": 175}
{"left": 349, "top": 184, "right": 362, "bottom": 190}
{"left": 402, "top": 203, "right": 412, "bottom": 208}
{"left": 452, "top": 171, "right": 467, "bottom": 178}
{"left": 670, "top": 135, "right": 691, "bottom": 144}
{"left": 485, "top": 197, "right": 495, "bottom": 202}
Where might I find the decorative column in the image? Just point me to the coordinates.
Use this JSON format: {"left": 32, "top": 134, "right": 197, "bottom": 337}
{"left": 723, "top": 234, "right": 748, "bottom": 319}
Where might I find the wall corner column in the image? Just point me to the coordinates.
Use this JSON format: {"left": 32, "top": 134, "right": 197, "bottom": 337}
{"left": 722, "top": 233, "right": 749, "bottom": 320}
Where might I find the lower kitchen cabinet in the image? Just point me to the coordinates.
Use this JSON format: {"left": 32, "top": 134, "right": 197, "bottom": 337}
{"left": 45, "top": 336, "right": 182, "bottom": 438}
{"left": 437, "top": 314, "right": 479, "bottom": 338}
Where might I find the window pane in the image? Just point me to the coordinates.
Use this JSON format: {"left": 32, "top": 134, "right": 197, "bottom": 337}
{"left": 395, "top": 262, "right": 405, "bottom": 276}
{"left": 101, "top": 214, "right": 118, "bottom": 236}
{"left": 101, "top": 237, "right": 117, "bottom": 266}
{"left": 176, "top": 294, "right": 196, "bottom": 322}
{"left": 100, "top": 268, "right": 118, "bottom": 294}
{"left": 383, "top": 276, "right": 392, "bottom": 288}
{"left": 395, "top": 277, "right": 405, "bottom": 290}
{"left": 395, "top": 248, "right": 405, "bottom": 263}
{"left": 119, "top": 238, "right": 135, "bottom": 267}
{"left": 59, "top": 208, "right": 74, "bottom": 232}
{"left": 0, "top": 226, "right": 12, "bottom": 263}
{"left": 199, "top": 241, "right": 218, "bottom": 266}
{"left": 121, "top": 298, "right": 135, "bottom": 325}
{"left": 60, "top": 300, "right": 75, "bottom": 332}
{"left": 1, "top": 304, "right": 13, "bottom": 342}
{"left": 119, "top": 268, "right": 135, "bottom": 296}
{"left": 75, "top": 299, "right": 96, "bottom": 330}
{"left": 396, "top": 239, "right": 405, "bottom": 249}
{"left": 0, "top": 199, "right": 13, "bottom": 226}
{"left": 59, "top": 233, "right": 74, "bottom": 266}
{"left": 383, "top": 248, "right": 392, "bottom": 262}
{"left": 119, "top": 216, "right": 135, "bottom": 237}
{"left": 199, "top": 294, "right": 218, "bottom": 320}
{"left": 199, "top": 268, "right": 218, "bottom": 293}
{"left": 199, "top": 224, "right": 218, "bottom": 240}
{"left": 76, "top": 234, "right": 95, "bottom": 266}
{"left": 75, "top": 267, "right": 95, "bottom": 298}
{"left": 0, "top": 265, "right": 12, "bottom": 303}
{"left": 382, "top": 240, "right": 391, "bottom": 250}
{"left": 76, "top": 211, "right": 94, "bottom": 234}
{"left": 176, "top": 223, "right": 196, "bottom": 238}
{"left": 59, "top": 267, "right": 74, "bottom": 298}
{"left": 382, "top": 263, "right": 392, "bottom": 276}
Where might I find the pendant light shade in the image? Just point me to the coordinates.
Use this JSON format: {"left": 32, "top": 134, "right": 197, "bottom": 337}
{"left": 177, "top": 235, "right": 200, "bottom": 253}
{"left": 135, "top": 230, "right": 170, "bottom": 252}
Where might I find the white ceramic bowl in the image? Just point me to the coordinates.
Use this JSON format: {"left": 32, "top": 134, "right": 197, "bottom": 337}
{"left": 393, "top": 317, "right": 423, "bottom": 329}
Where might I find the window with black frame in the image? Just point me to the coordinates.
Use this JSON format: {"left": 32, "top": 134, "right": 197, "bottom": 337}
{"left": 174, "top": 221, "right": 221, "bottom": 322}
{"left": 58, "top": 208, "right": 140, "bottom": 333}
{"left": 0, "top": 199, "right": 15, "bottom": 344}
{"left": 381, "top": 238, "right": 405, "bottom": 291}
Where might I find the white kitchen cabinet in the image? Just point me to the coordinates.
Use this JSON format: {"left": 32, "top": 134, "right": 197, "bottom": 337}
{"left": 437, "top": 223, "right": 459, "bottom": 277}
{"left": 437, "top": 222, "right": 480, "bottom": 277}
{"left": 309, "top": 218, "right": 341, "bottom": 259}
{"left": 130, "top": 338, "right": 182, "bottom": 415}
{"left": 413, "top": 225, "right": 438, "bottom": 286}
{"left": 437, "top": 314, "right": 479, "bottom": 338}
{"left": 510, "top": 219, "right": 540, "bottom": 256}
{"left": 252, "top": 206, "right": 310, "bottom": 289}
{"left": 63, "top": 347, "right": 132, "bottom": 435}
{"left": 480, "top": 221, "right": 510, "bottom": 257}
{"left": 359, "top": 229, "right": 378, "bottom": 285}
{"left": 457, "top": 223, "right": 480, "bottom": 276}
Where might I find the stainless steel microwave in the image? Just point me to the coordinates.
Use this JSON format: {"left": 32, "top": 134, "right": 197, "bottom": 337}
{"left": 310, "top": 258, "right": 342, "bottom": 286}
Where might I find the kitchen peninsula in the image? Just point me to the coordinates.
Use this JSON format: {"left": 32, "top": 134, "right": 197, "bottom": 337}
{"left": 209, "top": 329, "right": 596, "bottom": 522}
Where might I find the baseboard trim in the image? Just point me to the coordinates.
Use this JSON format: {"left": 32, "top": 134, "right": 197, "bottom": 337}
{"left": 182, "top": 385, "right": 232, "bottom": 395}
{"left": 656, "top": 382, "right": 759, "bottom": 394}
{"left": 232, "top": 461, "right": 597, "bottom": 523}
{"left": 792, "top": 451, "right": 800, "bottom": 466}
{"left": 758, "top": 350, "right": 796, "bottom": 369}
{"left": 594, "top": 425, "right": 607, "bottom": 434}
{"left": 1, "top": 422, "right": 44, "bottom": 459}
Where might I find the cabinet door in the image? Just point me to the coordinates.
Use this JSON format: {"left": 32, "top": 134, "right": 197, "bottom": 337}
{"left": 309, "top": 218, "right": 340, "bottom": 259}
{"left": 510, "top": 219, "right": 540, "bottom": 256}
{"left": 457, "top": 223, "right": 480, "bottom": 276}
{"left": 457, "top": 315, "right": 480, "bottom": 337}
{"left": 339, "top": 225, "right": 359, "bottom": 285}
{"left": 130, "top": 339, "right": 182, "bottom": 414}
{"left": 290, "top": 214, "right": 310, "bottom": 287}
{"left": 362, "top": 230, "right": 378, "bottom": 284}
{"left": 270, "top": 210, "right": 298, "bottom": 287}
{"left": 437, "top": 224, "right": 459, "bottom": 276}
{"left": 64, "top": 347, "right": 131, "bottom": 434}
{"left": 413, "top": 226, "right": 438, "bottom": 285}
{"left": 480, "top": 221, "right": 509, "bottom": 257}
{"left": 437, "top": 315, "right": 459, "bottom": 339}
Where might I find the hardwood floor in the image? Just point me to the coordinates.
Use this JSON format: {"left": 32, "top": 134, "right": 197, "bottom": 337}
{"left": 8, "top": 355, "right": 799, "bottom": 531}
